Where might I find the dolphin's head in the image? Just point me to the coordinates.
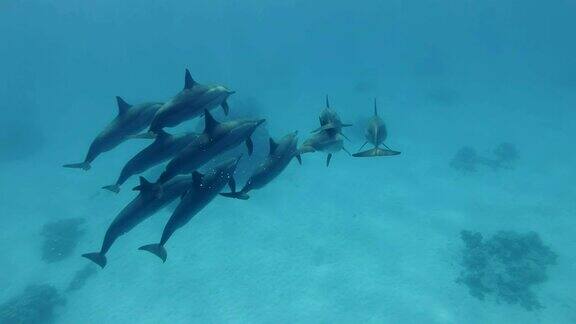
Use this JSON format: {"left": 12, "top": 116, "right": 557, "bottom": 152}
{"left": 301, "top": 131, "right": 324, "bottom": 149}
{"left": 298, "top": 133, "right": 318, "bottom": 155}
{"left": 285, "top": 131, "right": 299, "bottom": 151}
{"left": 319, "top": 108, "right": 341, "bottom": 127}
{"left": 302, "top": 131, "right": 342, "bottom": 153}
{"left": 212, "top": 85, "right": 236, "bottom": 100}
{"left": 227, "top": 118, "right": 266, "bottom": 139}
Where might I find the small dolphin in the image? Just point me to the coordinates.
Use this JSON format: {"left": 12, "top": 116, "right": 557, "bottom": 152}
{"left": 311, "top": 95, "right": 352, "bottom": 138}
{"left": 82, "top": 175, "right": 193, "bottom": 268}
{"left": 220, "top": 131, "right": 299, "bottom": 200}
{"left": 156, "top": 110, "right": 265, "bottom": 185}
{"left": 102, "top": 130, "right": 202, "bottom": 193}
{"left": 299, "top": 130, "right": 349, "bottom": 167}
{"left": 139, "top": 156, "right": 241, "bottom": 262}
{"left": 353, "top": 99, "right": 401, "bottom": 157}
{"left": 64, "top": 97, "right": 162, "bottom": 170}
{"left": 149, "top": 69, "right": 234, "bottom": 133}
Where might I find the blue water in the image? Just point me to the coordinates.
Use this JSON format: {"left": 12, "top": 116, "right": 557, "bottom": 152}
{"left": 1, "top": 1, "right": 575, "bottom": 323}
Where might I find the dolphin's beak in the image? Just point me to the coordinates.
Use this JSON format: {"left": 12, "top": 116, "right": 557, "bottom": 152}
{"left": 256, "top": 119, "right": 266, "bottom": 126}
{"left": 227, "top": 90, "right": 236, "bottom": 95}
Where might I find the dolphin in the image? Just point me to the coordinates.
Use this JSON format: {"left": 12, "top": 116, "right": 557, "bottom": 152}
{"left": 82, "top": 175, "right": 193, "bottom": 268}
{"left": 102, "top": 130, "right": 202, "bottom": 193}
{"left": 148, "top": 69, "right": 234, "bottom": 133}
{"left": 220, "top": 131, "right": 300, "bottom": 200}
{"left": 353, "top": 99, "right": 401, "bottom": 157}
{"left": 311, "top": 95, "right": 352, "bottom": 138}
{"left": 139, "top": 156, "right": 241, "bottom": 262}
{"left": 63, "top": 97, "right": 162, "bottom": 170}
{"left": 156, "top": 109, "right": 265, "bottom": 185}
{"left": 299, "top": 130, "right": 349, "bottom": 167}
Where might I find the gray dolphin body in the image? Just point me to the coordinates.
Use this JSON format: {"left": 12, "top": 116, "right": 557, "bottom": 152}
{"left": 64, "top": 97, "right": 162, "bottom": 170}
{"left": 312, "top": 96, "right": 352, "bottom": 138}
{"left": 102, "top": 130, "right": 202, "bottom": 193}
{"left": 220, "top": 132, "right": 299, "bottom": 200}
{"left": 149, "top": 69, "right": 234, "bottom": 133}
{"left": 82, "top": 175, "right": 193, "bottom": 268}
{"left": 353, "top": 99, "right": 401, "bottom": 157}
{"left": 139, "top": 157, "right": 241, "bottom": 262}
{"left": 156, "top": 110, "right": 265, "bottom": 185}
{"left": 299, "top": 130, "right": 348, "bottom": 167}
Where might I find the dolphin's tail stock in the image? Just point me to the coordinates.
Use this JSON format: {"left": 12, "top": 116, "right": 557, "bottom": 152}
{"left": 102, "top": 184, "right": 121, "bottom": 194}
{"left": 352, "top": 147, "right": 401, "bottom": 158}
{"left": 220, "top": 191, "right": 250, "bottom": 200}
{"left": 139, "top": 244, "right": 167, "bottom": 263}
{"left": 82, "top": 252, "right": 107, "bottom": 269}
{"left": 63, "top": 161, "right": 91, "bottom": 171}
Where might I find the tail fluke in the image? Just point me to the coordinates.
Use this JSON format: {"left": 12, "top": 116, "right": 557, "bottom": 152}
{"left": 220, "top": 191, "right": 250, "bottom": 200}
{"left": 63, "top": 162, "right": 91, "bottom": 171}
{"left": 102, "top": 184, "right": 120, "bottom": 194}
{"left": 82, "top": 252, "right": 107, "bottom": 269}
{"left": 139, "top": 244, "right": 167, "bottom": 262}
{"left": 352, "top": 147, "right": 401, "bottom": 157}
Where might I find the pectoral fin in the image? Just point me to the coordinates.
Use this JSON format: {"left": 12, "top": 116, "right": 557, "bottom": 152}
{"left": 342, "top": 146, "right": 352, "bottom": 156}
{"left": 221, "top": 100, "right": 230, "bottom": 115}
{"left": 295, "top": 154, "right": 302, "bottom": 165}
{"left": 63, "top": 162, "right": 91, "bottom": 171}
{"left": 220, "top": 191, "right": 250, "bottom": 200}
{"left": 228, "top": 177, "right": 236, "bottom": 193}
{"left": 246, "top": 137, "right": 254, "bottom": 156}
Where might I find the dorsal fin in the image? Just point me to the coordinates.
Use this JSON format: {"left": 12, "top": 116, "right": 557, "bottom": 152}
{"left": 192, "top": 171, "right": 204, "bottom": 189}
{"left": 203, "top": 109, "right": 219, "bottom": 134}
{"left": 116, "top": 96, "right": 131, "bottom": 115}
{"left": 184, "top": 69, "right": 197, "bottom": 90}
{"left": 132, "top": 176, "right": 153, "bottom": 192}
{"left": 373, "top": 98, "right": 378, "bottom": 116}
{"left": 269, "top": 138, "right": 279, "bottom": 155}
{"left": 325, "top": 95, "right": 330, "bottom": 108}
